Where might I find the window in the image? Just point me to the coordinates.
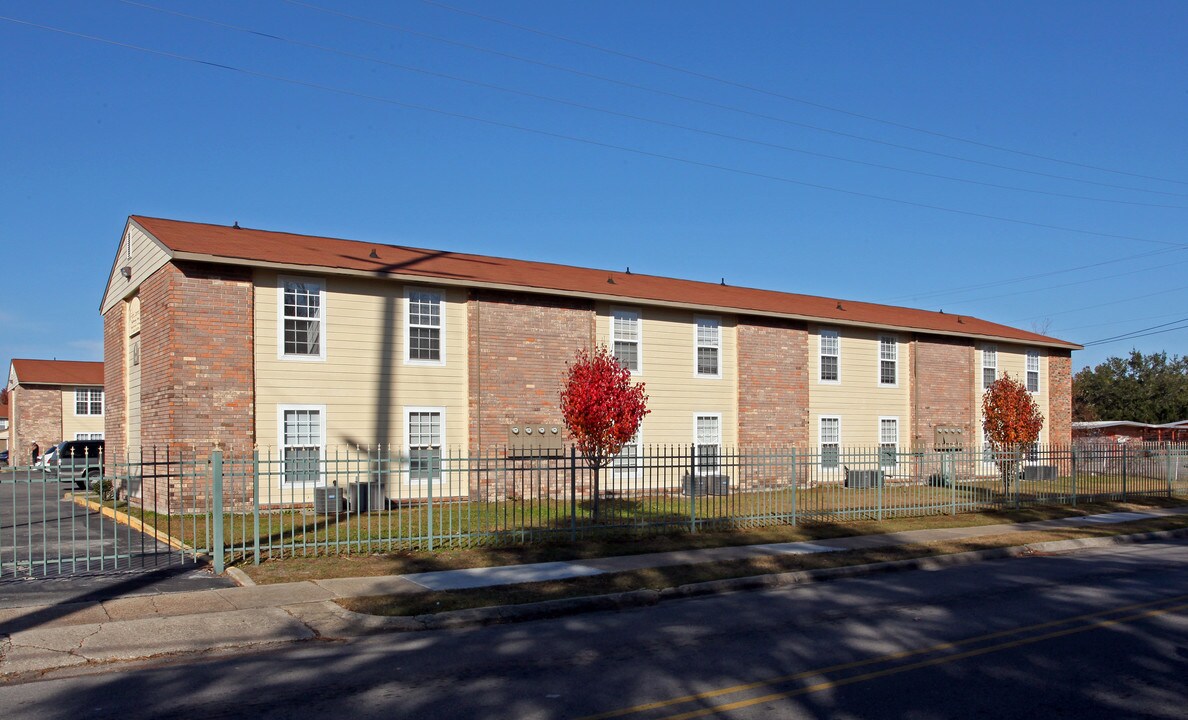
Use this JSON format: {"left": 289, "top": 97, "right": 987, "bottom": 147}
{"left": 280, "top": 277, "right": 325, "bottom": 359}
{"left": 819, "top": 329, "right": 839, "bottom": 382}
{"left": 820, "top": 416, "right": 840, "bottom": 469}
{"left": 695, "top": 317, "right": 720, "bottom": 377}
{"left": 612, "top": 308, "right": 641, "bottom": 372}
{"left": 611, "top": 431, "right": 641, "bottom": 476}
{"left": 407, "top": 409, "right": 444, "bottom": 482}
{"left": 75, "top": 432, "right": 104, "bottom": 441}
{"left": 695, "top": 414, "right": 721, "bottom": 473}
{"left": 879, "top": 418, "right": 898, "bottom": 468}
{"left": 1026, "top": 349, "right": 1040, "bottom": 392}
{"left": 406, "top": 288, "right": 444, "bottom": 364}
{"left": 131, "top": 339, "right": 141, "bottom": 367}
{"left": 281, "top": 406, "right": 323, "bottom": 484}
{"left": 879, "top": 336, "right": 898, "bottom": 386}
{"left": 75, "top": 388, "right": 103, "bottom": 416}
{"left": 982, "top": 346, "right": 997, "bottom": 390}
{"left": 0, "top": 419, "right": 8, "bottom": 431}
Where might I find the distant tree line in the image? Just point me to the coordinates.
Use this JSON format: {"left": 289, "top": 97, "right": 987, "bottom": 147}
{"left": 1073, "top": 350, "right": 1188, "bottom": 424}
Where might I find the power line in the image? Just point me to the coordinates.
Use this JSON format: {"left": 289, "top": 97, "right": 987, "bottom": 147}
{"left": 1081, "top": 317, "right": 1188, "bottom": 347}
{"left": 1055, "top": 310, "right": 1188, "bottom": 333}
{"left": 421, "top": 0, "right": 1188, "bottom": 188}
{"left": 1019, "top": 285, "right": 1188, "bottom": 321}
{"left": 120, "top": 0, "right": 1187, "bottom": 211}
{"left": 7, "top": 13, "right": 1185, "bottom": 251}
{"left": 281, "top": 0, "right": 1188, "bottom": 201}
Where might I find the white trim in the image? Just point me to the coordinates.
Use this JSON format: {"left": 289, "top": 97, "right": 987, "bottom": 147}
{"left": 277, "top": 275, "right": 327, "bottom": 361}
{"left": 693, "top": 413, "right": 722, "bottom": 475}
{"left": 981, "top": 344, "right": 998, "bottom": 390}
{"left": 277, "top": 404, "right": 326, "bottom": 485}
{"left": 693, "top": 315, "right": 722, "bottom": 379}
{"left": 404, "top": 286, "right": 447, "bottom": 367}
{"left": 610, "top": 427, "right": 643, "bottom": 479}
{"left": 819, "top": 415, "right": 841, "bottom": 468}
{"left": 877, "top": 335, "right": 898, "bottom": 388}
{"left": 73, "top": 387, "right": 104, "bottom": 417}
{"left": 405, "top": 406, "right": 446, "bottom": 485}
{"left": 74, "top": 432, "right": 105, "bottom": 441}
{"left": 1026, "top": 348, "right": 1041, "bottom": 393}
{"left": 878, "top": 416, "right": 899, "bottom": 469}
{"left": 818, "top": 328, "right": 840, "bottom": 384}
{"left": 611, "top": 306, "right": 643, "bottom": 375}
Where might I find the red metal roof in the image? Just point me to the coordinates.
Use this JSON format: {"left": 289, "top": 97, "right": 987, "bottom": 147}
{"left": 131, "top": 215, "right": 1080, "bottom": 349}
{"left": 11, "top": 359, "right": 104, "bottom": 387}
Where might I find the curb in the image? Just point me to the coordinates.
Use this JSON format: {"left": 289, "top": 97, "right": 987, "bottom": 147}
{"left": 322, "top": 526, "right": 1188, "bottom": 634}
{"left": 66, "top": 494, "right": 193, "bottom": 553}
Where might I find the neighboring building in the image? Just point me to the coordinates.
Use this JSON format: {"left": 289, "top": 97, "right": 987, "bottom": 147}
{"left": 6, "top": 359, "right": 105, "bottom": 463}
{"left": 1073, "top": 420, "right": 1188, "bottom": 443}
{"left": 0, "top": 393, "right": 9, "bottom": 458}
{"left": 100, "top": 216, "right": 1080, "bottom": 505}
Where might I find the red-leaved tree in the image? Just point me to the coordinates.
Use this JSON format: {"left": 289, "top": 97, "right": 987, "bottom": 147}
{"left": 560, "top": 345, "right": 650, "bottom": 522}
{"left": 982, "top": 374, "right": 1045, "bottom": 493}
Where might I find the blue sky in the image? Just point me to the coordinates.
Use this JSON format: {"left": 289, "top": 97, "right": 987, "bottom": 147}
{"left": 2, "top": 0, "right": 1186, "bottom": 379}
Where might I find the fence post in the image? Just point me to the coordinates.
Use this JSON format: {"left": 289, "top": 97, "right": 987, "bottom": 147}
{"left": 1071, "top": 446, "right": 1078, "bottom": 507}
{"left": 212, "top": 450, "right": 224, "bottom": 575}
{"left": 689, "top": 444, "right": 697, "bottom": 534}
{"left": 252, "top": 450, "right": 261, "bottom": 565}
{"left": 1122, "top": 444, "right": 1128, "bottom": 499}
{"left": 570, "top": 446, "right": 577, "bottom": 542}
{"left": 427, "top": 452, "right": 435, "bottom": 552}
{"left": 1166, "top": 443, "right": 1174, "bottom": 499}
{"left": 790, "top": 448, "right": 797, "bottom": 527}
{"left": 949, "top": 451, "right": 956, "bottom": 516}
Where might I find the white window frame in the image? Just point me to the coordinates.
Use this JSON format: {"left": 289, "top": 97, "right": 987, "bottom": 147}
{"left": 611, "top": 307, "right": 643, "bottom": 374}
{"left": 404, "top": 287, "right": 446, "bottom": 366}
{"left": 982, "top": 345, "right": 998, "bottom": 390}
{"left": 277, "top": 275, "right": 327, "bottom": 361}
{"left": 1026, "top": 349, "right": 1041, "bottom": 393}
{"left": 693, "top": 315, "right": 721, "bottom": 378}
{"left": 610, "top": 429, "right": 642, "bottom": 479}
{"left": 819, "top": 329, "right": 840, "bottom": 384}
{"left": 277, "top": 404, "right": 326, "bottom": 485}
{"left": 405, "top": 406, "right": 446, "bottom": 485}
{"left": 74, "top": 432, "right": 105, "bottom": 441}
{"left": 74, "top": 387, "right": 104, "bottom": 416}
{"left": 693, "top": 413, "right": 722, "bottom": 474}
{"left": 878, "top": 335, "right": 898, "bottom": 388}
{"left": 878, "top": 417, "right": 899, "bottom": 469}
{"left": 819, "top": 416, "right": 841, "bottom": 469}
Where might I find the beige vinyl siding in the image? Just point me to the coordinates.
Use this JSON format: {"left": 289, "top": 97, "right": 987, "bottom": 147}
{"left": 254, "top": 271, "right": 468, "bottom": 492}
{"left": 61, "top": 388, "right": 105, "bottom": 440}
{"left": 596, "top": 304, "right": 737, "bottom": 447}
{"left": 101, "top": 223, "right": 172, "bottom": 314}
{"left": 808, "top": 326, "right": 912, "bottom": 448}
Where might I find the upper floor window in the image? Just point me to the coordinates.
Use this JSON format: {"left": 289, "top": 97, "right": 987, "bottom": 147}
{"left": 406, "top": 288, "right": 444, "bottom": 364}
{"left": 280, "top": 277, "right": 325, "bottom": 359}
{"left": 75, "top": 387, "right": 103, "bottom": 416}
{"left": 982, "top": 346, "right": 997, "bottom": 390}
{"left": 1026, "top": 349, "right": 1040, "bottom": 392}
{"left": 879, "top": 336, "right": 898, "bottom": 386}
{"left": 695, "top": 316, "right": 720, "bottom": 377}
{"left": 819, "top": 329, "right": 840, "bottom": 383}
{"left": 612, "top": 308, "right": 641, "bottom": 372}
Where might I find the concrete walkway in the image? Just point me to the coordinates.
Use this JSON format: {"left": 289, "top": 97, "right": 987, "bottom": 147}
{"left": 2, "top": 506, "right": 1186, "bottom": 681}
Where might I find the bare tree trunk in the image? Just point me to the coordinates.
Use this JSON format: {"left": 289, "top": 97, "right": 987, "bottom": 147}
{"left": 591, "top": 464, "right": 601, "bottom": 523}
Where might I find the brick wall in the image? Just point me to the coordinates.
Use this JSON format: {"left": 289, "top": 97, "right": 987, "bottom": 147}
{"left": 737, "top": 317, "right": 809, "bottom": 447}
{"left": 103, "top": 301, "right": 126, "bottom": 468}
{"left": 468, "top": 290, "right": 595, "bottom": 453}
{"left": 11, "top": 385, "right": 63, "bottom": 462}
{"left": 1048, "top": 351, "right": 1073, "bottom": 446}
{"left": 911, "top": 334, "right": 976, "bottom": 448}
{"left": 133, "top": 261, "right": 255, "bottom": 511}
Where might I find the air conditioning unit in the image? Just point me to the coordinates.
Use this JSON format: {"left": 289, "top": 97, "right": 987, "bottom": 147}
{"left": 313, "top": 486, "right": 345, "bottom": 514}
{"left": 844, "top": 468, "right": 885, "bottom": 489}
{"left": 683, "top": 473, "right": 730, "bottom": 496}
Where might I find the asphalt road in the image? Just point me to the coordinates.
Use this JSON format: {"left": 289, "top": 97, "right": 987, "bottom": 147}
{"left": 2, "top": 539, "right": 1185, "bottom": 719}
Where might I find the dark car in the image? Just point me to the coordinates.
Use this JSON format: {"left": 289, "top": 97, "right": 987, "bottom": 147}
{"left": 47, "top": 440, "right": 105, "bottom": 488}
{"left": 0, "top": 449, "right": 8, "bottom": 466}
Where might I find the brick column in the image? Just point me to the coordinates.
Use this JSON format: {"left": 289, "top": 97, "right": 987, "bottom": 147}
{"left": 1048, "top": 352, "right": 1073, "bottom": 446}
{"left": 911, "top": 334, "right": 976, "bottom": 448}
{"left": 103, "top": 301, "right": 127, "bottom": 468}
{"left": 737, "top": 317, "right": 809, "bottom": 448}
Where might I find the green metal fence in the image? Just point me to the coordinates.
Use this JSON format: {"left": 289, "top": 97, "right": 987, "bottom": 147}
{"left": 4, "top": 442, "right": 1185, "bottom": 577}
{"left": 128, "top": 442, "right": 1188, "bottom": 572}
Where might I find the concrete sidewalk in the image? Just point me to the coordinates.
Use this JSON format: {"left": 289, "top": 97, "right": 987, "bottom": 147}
{"left": 3, "top": 506, "right": 1187, "bottom": 681}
